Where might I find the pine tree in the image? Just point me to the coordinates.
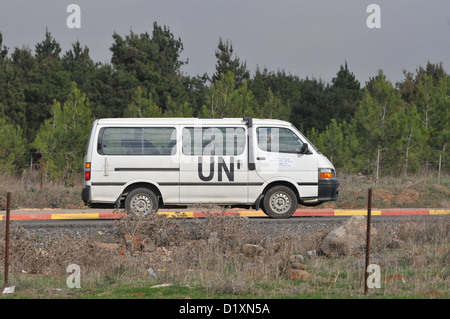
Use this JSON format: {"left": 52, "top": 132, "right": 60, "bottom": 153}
{"left": 311, "top": 119, "right": 349, "bottom": 169}
{"left": 11, "top": 30, "right": 71, "bottom": 140}
{"left": 123, "top": 86, "right": 163, "bottom": 117}
{"left": 110, "top": 23, "right": 187, "bottom": 112}
{"left": 350, "top": 70, "right": 405, "bottom": 175}
{"left": 32, "top": 82, "right": 93, "bottom": 181}
{"left": 0, "top": 32, "right": 8, "bottom": 62}
{"left": 326, "top": 62, "right": 363, "bottom": 123}
{"left": 212, "top": 38, "right": 250, "bottom": 87}
{"left": 0, "top": 116, "right": 27, "bottom": 175}
{"left": 204, "top": 71, "right": 257, "bottom": 118}
{"left": 259, "top": 89, "right": 290, "bottom": 120}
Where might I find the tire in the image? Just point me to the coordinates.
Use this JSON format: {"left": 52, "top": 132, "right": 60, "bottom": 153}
{"left": 262, "top": 185, "right": 297, "bottom": 219}
{"left": 125, "top": 188, "right": 159, "bottom": 216}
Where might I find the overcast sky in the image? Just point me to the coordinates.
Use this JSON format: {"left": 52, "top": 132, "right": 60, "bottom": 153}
{"left": 1, "top": 0, "right": 449, "bottom": 85}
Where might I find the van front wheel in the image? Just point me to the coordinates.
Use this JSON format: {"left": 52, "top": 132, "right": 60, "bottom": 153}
{"left": 125, "top": 188, "right": 159, "bottom": 216}
{"left": 263, "top": 186, "right": 297, "bottom": 219}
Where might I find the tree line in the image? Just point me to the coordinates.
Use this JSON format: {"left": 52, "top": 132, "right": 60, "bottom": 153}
{"left": 0, "top": 23, "right": 448, "bottom": 181}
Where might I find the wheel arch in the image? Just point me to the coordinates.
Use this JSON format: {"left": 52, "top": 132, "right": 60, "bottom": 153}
{"left": 121, "top": 182, "right": 163, "bottom": 205}
{"left": 257, "top": 180, "right": 300, "bottom": 208}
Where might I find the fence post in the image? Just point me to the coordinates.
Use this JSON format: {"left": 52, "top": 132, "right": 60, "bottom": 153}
{"left": 364, "top": 188, "right": 372, "bottom": 295}
{"left": 3, "top": 192, "right": 11, "bottom": 287}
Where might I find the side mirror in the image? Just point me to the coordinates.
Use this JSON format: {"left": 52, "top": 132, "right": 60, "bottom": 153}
{"left": 299, "top": 143, "right": 310, "bottom": 154}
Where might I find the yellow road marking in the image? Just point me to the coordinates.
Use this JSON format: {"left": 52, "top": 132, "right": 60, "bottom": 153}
{"left": 334, "top": 210, "right": 382, "bottom": 216}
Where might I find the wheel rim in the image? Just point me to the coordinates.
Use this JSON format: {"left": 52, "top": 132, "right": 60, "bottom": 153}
{"left": 130, "top": 194, "right": 153, "bottom": 216}
{"left": 269, "top": 192, "right": 291, "bottom": 215}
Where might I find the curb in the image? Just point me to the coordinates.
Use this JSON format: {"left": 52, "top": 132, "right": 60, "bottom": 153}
{"left": 0, "top": 208, "right": 449, "bottom": 221}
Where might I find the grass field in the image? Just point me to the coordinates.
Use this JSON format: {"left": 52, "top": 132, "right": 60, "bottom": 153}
{"left": 0, "top": 172, "right": 449, "bottom": 299}
{"left": 0, "top": 211, "right": 448, "bottom": 299}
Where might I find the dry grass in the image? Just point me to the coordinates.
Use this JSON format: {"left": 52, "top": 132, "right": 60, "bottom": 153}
{"left": 0, "top": 172, "right": 449, "bottom": 298}
{"left": 324, "top": 173, "right": 450, "bottom": 209}
{"left": 1, "top": 171, "right": 448, "bottom": 210}
{"left": 0, "top": 213, "right": 448, "bottom": 298}
{"left": 0, "top": 171, "right": 84, "bottom": 209}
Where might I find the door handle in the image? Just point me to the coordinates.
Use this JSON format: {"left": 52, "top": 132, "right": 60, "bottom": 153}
{"left": 256, "top": 157, "right": 266, "bottom": 160}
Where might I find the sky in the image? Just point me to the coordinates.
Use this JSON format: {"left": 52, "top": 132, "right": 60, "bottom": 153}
{"left": 0, "top": 0, "right": 449, "bottom": 85}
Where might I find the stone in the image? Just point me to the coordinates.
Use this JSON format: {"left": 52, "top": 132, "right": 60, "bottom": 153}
{"left": 242, "top": 244, "right": 263, "bottom": 257}
{"left": 319, "top": 215, "right": 376, "bottom": 256}
{"left": 289, "top": 254, "right": 304, "bottom": 263}
{"left": 307, "top": 250, "right": 317, "bottom": 257}
{"left": 142, "top": 238, "right": 157, "bottom": 252}
{"left": 290, "top": 262, "right": 306, "bottom": 270}
{"left": 290, "top": 269, "right": 311, "bottom": 280}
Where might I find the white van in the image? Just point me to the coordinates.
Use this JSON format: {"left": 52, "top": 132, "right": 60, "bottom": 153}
{"left": 82, "top": 117, "right": 339, "bottom": 218}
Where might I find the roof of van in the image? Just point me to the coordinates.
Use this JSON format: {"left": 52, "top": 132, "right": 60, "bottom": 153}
{"left": 95, "top": 118, "right": 292, "bottom": 126}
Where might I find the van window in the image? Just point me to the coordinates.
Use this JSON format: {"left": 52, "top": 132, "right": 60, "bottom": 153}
{"left": 182, "top": 127, "right": 245, "bottom": 156}
{"left": 100, "top": 127, "right": 176, "bottom": 155}
{"left": 257, "top": 127, "right": 303, "bottom": 153}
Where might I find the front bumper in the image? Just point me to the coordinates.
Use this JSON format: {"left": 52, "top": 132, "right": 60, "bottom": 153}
{"left": 318, "top": 178, "right": 339, "bottom": 201}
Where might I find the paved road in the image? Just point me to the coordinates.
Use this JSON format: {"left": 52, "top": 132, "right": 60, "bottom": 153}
{"left": 0, "top": 207, "right": 448, "bottom": 220}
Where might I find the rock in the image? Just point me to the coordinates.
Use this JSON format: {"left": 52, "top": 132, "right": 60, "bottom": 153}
{"left": 291, "top": 262, "right": 307, "bottom": 270}
{"left": 290, "top": 269, "right": 311, "bottom": 280}
{"left": 307, "top": 250, "right": 317, "bottom": 257}
{"left": 289, "top": 254, "right": 304, "bottom": 263}
{"left": 319, "top": 215, "right": 375, "bottom": 256}
{"left": 142, "top": 238, "right": 157, "bottom": 252}
{"left": 242, "top": 244, "right": 263, "bottom": 257}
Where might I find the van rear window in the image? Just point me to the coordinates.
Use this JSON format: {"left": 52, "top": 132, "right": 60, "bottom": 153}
{"left": 99, "top": 127, "right": 176, "bottom": 155}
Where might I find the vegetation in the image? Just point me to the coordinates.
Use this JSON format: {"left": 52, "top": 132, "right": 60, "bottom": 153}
{"left": 0, "top": 212, "right": 448, "bottom": 299}
{"left": 0, "top": 24, "right": 448, "bottom": 181}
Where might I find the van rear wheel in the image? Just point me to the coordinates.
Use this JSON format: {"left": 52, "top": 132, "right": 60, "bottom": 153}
{"left": 263, "top": 185, "right": 297, "bottom": 219}
{"left": 125, "top": 188, "right": 158, "bottom": 216}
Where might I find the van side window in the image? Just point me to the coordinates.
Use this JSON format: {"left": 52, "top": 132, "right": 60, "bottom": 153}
{"left": 182, "top": 127, "right": 245, "bottom": 156}
{"left": 100, "top": 127, "right": 176, "bottom": 155}
{"left": 257, "top": 127, "right": 303, "bottom": 153}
